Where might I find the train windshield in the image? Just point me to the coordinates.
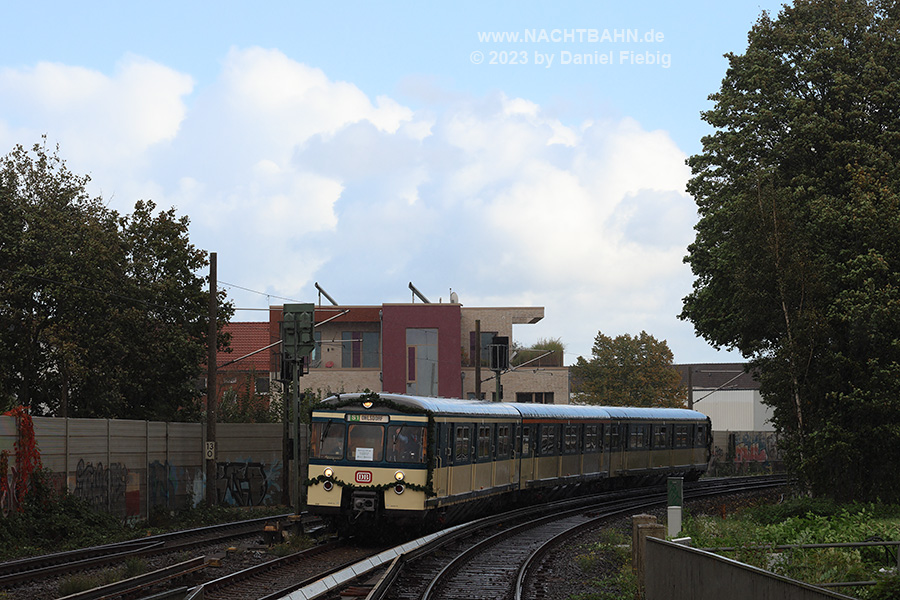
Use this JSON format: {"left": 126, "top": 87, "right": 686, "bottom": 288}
{"left": 347, "top": 424, "right": 384, "bottom": 462}
{"left": 312, "top": 420, "right": 346, "bottom": 459}
{"left": 386, "top": 425, "right": 426, "bottom": 464}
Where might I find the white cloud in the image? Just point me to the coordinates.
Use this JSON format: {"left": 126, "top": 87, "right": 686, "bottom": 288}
{"left": 0, "top": 56, "right": 193, "bottom": 167}
{"left": 0, "top": 47, "right": 707, "bottom": 361}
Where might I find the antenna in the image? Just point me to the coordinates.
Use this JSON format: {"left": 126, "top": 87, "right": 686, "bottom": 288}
{"left": 315, "top": 282, "right": 339, "bottom": 306}
{"left": 408, "top": 282, "right": 431, "bottom": 303}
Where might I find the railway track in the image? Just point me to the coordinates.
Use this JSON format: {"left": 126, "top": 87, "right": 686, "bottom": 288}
{"left": 336, "top": 475, "right": 789, "bottom": 600}
{"left": 0, "top": 513, "right": 305, "bottom": 599}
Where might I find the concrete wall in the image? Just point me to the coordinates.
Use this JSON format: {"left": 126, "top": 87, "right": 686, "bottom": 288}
{"left": 645, "top": 537, "right": 855, "bottom": 600}
{"left": 0, "top": 416, "right": 284, "bottom": 521}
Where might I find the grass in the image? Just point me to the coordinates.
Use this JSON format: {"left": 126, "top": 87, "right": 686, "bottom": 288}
{"left": 568, "top": 528, "right": 640, "bottom": 600}
{"left": 681, "top": 494, "right": 900, "bottom": 599}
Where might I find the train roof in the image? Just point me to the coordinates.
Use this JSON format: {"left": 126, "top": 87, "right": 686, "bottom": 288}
{"left": 318, "top": 393, "right": 707, "bottom": 422}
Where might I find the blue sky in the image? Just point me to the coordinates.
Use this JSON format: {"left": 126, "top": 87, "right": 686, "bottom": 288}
{"left": 1, "top": 1, "right": 788, "bottom": 365}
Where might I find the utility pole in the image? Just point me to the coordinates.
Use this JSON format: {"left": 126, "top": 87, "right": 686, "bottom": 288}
{"left": 474, "top": 320, "right": 482, "bottom": 401}
{"left": 205, "top": 252, "right": 217, "bottom": 506}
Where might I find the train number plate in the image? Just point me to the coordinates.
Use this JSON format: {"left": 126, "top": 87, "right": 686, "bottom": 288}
{"left": 355, "top": 471, "right": 373, "bottom": 484}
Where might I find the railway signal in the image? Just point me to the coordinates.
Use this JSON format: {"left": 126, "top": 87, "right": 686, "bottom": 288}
{"left": 281, "top": 303, "right": 315, "bottom": 520}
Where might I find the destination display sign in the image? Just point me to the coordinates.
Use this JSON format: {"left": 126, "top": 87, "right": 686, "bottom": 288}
{"left": 346, "top": 413, "right": 390, "bottom": 423}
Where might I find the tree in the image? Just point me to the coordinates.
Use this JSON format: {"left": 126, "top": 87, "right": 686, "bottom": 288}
{"left": 681, "top": 0, "right": 900, "bottom": 501}
{"left": 571, "top": 331, "right": 685, "bottom": 408}
{"left": 0, "top": 140, "right": 233, "bottom": 420}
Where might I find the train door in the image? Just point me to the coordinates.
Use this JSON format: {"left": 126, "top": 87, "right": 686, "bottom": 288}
{"left": 433, "top": 422, "right": 450, "bottom": 497}
{"left": 494, "top": 423, "right": 513, "bottom": 487}
{"left": 608, "top": 422, "right": 624, "bottom": 476}
{"left": 473, "top": 423, "right": 494, "bottom": 490}
{"left": 449, "top": 423, "right": 473, "bottom": 496}
{"left": 561, "top": 424, "right": 581, "bottom": 477}
{"left": 510, "top": 423, "right": 521, "bottom": 488}
{"left": 537, "top": 424, "right": 560, "bottom": 480}
{"left": 519, "top": 423, "right": 535, "bottom": 485}
{"left": 583, "top": 424, "right": 601, "bottom": 475}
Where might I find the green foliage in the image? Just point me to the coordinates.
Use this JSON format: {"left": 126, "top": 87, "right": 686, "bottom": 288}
{"left": 682, "top": 497, "right": 900, "bottom": 591}
{"left": 0, "top": 140, "right": 234, "bottom": 420}
{"left": 510, "top": 337, "right": 565, "bottom": 367}
{"left": 218, "top": 371, "right": 283, "bottom": 423}
{"left": 571, "top": 330, "right": 685, "bottom": 407}
{"left": 681, "top": 0, "right": 900, "bottom": 502}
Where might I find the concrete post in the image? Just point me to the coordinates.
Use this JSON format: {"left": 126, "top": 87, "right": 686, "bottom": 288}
{"left": 636, "top": 523, "right": 667, "bottom": 592}
{"left": 632, "top": 514, "right": 658, "bottom": 569}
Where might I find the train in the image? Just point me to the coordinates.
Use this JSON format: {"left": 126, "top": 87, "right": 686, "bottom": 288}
{"left": 305, "top": 392, "right": 711, "bottom": 531}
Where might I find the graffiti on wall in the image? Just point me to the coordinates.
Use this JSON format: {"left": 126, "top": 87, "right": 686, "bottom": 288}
{"left": 147, "top": 459, "right": 282, "bottom": 510}
{"left": 216, "top": 460, "right": 282, "bottom": 507}
{"left": 148, "top": 461, "right": 204, "bottom": 510}
{"left": 709, "top": 431, "right": 781, "bottom": 476}
{"left": 71, "top": 459, "right": 141, "bottom": 517}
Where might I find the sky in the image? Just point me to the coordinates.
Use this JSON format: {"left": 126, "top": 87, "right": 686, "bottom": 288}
{"left": 0, "top": 1, "right": 789, "bottom": 366}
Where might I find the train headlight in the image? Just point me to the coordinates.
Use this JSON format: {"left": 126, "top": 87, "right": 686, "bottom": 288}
{"left": 394, "top": 483, "right": 405, "bottom": 495}
{"left": 323, "top": 480, "right": 334, "bottom": 492}
{"left": 323, "top": 467, "right": 334, "bottom": 479}
{"left": 362, "top": 400, "right": 374, "bottom": 409}
{"left": 394, "top": 470, "right": 405, "bottom": 482}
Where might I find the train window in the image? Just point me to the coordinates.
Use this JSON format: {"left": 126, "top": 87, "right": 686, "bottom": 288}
{"left": 386, "top": 424, "right": 426, "bottom": 464}
{"left": 653, "top": 425, "right": 667, "bottom": 449}
{"left": 347, "top": 424, "right": 384, "bottom": 461}
{"left": 477, "top": 425, "right": 493, "bottom": 459}
{"left": 455, "top": 425, "right": 471, "bottom": 463}
{"left": 312, "top": 420, "right": 345, "bottom": 459}
{"left": 497, "top": 424, "right": 511, "bottom": 458}
{"left": 540, "top": 425, "right": 558, "bottom": 456}
{"left": 563, "top": 425, "right": 579, "bottom": 454}
{"left": 522, "top": 426, "right": 532, "bottom": 456}
{"left": 629, "top": 425, "right": 648, "bottom": 449}
{"left": 696, "top": 424, "right": 707, "bottom": 448}
{"left": 674, "top": 425, "right": 689, "bottom": 448}
{"left": 609, "top": 425, "right": 620, "bottom": 450}
{"left": 584, "top": 425, "right": 599, "bottom": 453}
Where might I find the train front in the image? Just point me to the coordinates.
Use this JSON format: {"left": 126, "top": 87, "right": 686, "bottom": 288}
{"left": 306, "top": 393, "right": 431, "bottom": 529}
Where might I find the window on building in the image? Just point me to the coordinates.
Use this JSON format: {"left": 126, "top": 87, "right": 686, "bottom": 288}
{"left": 469, "top": 331, "right": 498, "bottom": 367}
{"left": 515, "top": 392, "right": 554, "bottom": 404}
{"left": 407, "top": 328, "right": 438, "bottom": 396}
{"left": 342, "top": 331, "right": 380, "bottom": 368}
{"left": 310, "top": 331, "right": 322, "bottom": 367}
{"left": 255, "top": 377, "right": 270, "bottom": 395}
